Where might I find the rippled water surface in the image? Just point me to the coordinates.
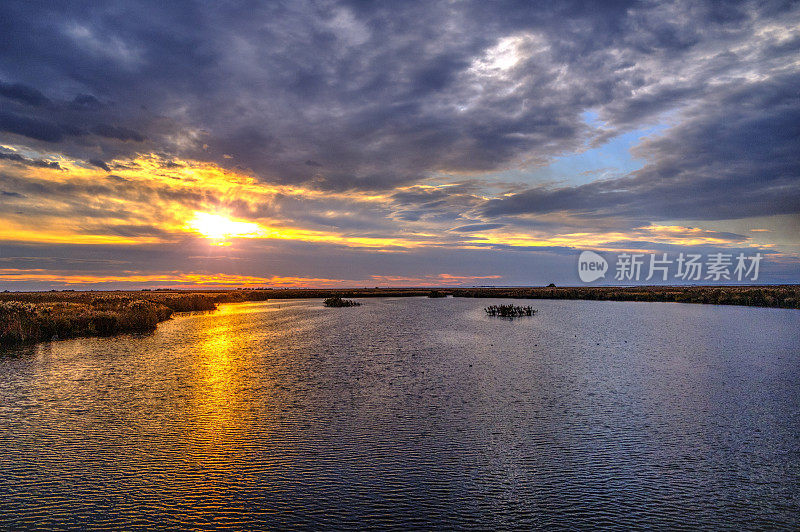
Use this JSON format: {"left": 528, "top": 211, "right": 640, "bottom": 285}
{"left": 1, "top": 298, "right": 799, "bottom": 529}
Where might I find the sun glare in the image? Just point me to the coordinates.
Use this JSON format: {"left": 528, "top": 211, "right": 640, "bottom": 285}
{"left": 187, "top": 212, "right": 262, "bottom": 243}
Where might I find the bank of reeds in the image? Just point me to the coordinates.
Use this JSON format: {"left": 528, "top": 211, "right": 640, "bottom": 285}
{"left": 0, "top": 299, "right": 173, "bottom": 346}
{"left": 0, "top": 292, "right": 244, "bottom": 346}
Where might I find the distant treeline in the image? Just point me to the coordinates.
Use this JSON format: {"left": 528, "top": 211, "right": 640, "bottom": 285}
{"left": 1, "top": 285, "right": 797, "bottom": 347}
{"left": 448, "top": 285, "right": 800, "bottom": 308}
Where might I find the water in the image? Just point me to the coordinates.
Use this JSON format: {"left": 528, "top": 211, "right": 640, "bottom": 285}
{"left": 1, "top": 298, "right": 798, "bottom": 530}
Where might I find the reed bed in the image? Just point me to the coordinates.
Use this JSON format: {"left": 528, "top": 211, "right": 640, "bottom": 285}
{"left": 0, "top": 299, "right": 173, "bottom": 346}
{"left": 0, "top": 292, "right": 240, "bottom": 346}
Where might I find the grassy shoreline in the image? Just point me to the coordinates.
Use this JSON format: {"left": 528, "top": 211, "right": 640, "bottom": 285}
{"left": 1, "top": 285, "right": 797, "bottom": 347}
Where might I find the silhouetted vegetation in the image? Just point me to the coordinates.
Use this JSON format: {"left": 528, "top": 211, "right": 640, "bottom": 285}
{"left": 324, "top": 296, "right": 361, "bottom": 307}
{"left": 485, "top": 304, "right": 536, "bottom": 317}
{"left": 449, "top": 285, "right": 800, "bottom": 308}
{"left": 428, "top": 290, "right": 446, "bottom": 298}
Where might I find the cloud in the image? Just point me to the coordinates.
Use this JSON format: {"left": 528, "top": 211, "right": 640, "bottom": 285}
{"left": 451, "top": 223, "right": 506, "bottom": 232}
{"left": 70, "top": 94, "right": 103, "bottom": 109}
{"left": 0, "top": 80, "right": 50, "bottom": 106}
{"left": 0, "top": 1, "right": 793, "bottom": 192}
{"left": 89, "top": 159, "right": 111, "bottom": 171}
{"left": 0, "top": 111, "right": 82, "bottom": 142}
{"left": 485, "top": 72, "right": 800, "bottom": 222}
{"left": 1, "top": 1, "right": 799, "bottom": 287}
{"left": 0, "top": 149, "right": 61, "bottom": 169}
{"left": 91, "top": 124, "right": 146, "bottom": 142}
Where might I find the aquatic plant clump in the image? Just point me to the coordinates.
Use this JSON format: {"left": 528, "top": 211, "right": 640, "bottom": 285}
{"left": 485, "top": 304, "right": 536, "bottom": 318}
{"left": 428, "top": 290, "right": 446, "bottom": 298}
{"left": 324, "top": 296, "right": 361, "bottom": 307}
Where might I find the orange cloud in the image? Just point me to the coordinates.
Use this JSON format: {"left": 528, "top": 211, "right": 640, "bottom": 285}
{"left": 0, "top": 269, "right": 356, "bottom": 288}
{"left": 0, "top": 269, "right": 504, "bottom": 288}
{"left": 0, "top": 149, "right": 760, "bottom": 256}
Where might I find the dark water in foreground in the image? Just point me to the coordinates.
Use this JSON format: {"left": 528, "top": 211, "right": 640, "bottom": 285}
{"left": 1, "top": 298, "right": 798, "bottom": 530}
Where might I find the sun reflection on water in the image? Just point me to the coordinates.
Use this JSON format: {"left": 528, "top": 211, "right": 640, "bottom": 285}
{"left": 193, "top": 314, "right": 246, "bottom": 435}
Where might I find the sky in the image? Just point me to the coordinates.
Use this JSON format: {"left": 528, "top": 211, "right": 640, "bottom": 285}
{"left": 0, "top": 0, "right": 798, "bottom": 289}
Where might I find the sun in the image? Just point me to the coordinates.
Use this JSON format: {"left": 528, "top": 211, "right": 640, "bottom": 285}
{"left": 187, "top": 212, "right": 262, "bottom": 243}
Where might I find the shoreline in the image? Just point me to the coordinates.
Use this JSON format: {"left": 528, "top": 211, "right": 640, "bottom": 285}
{"left": 1, "top": 285, "right": 798, "bottom": 347}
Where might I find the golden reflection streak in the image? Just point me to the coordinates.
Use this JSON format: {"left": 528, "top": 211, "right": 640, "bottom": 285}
{"left": 196, "top": 323, "right": 236, "bottom": 425}
{"left": 183, "top": 306, "right": 254, "bottom": 483}
{"left": 184, "top": 304, "right": 292, "bottom": 491}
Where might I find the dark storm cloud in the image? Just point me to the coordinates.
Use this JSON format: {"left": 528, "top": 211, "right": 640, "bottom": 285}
{"left": 89, "top": 159, "right": 111, "bottom": 172}
{"left": 91, "top": 124, "right": 146, "bottom": 142}
{"left": 70, "top": 94, "right": 104, "bottom": 109}
{"left": 485, "top": 72, "right": 800, "bottom": 221}
{"left": 0, "top": 111, "right": 83, "bottom": 142}
{"left": 0, "top": 150, "right": 61, "bottom": 170}
{"left": 0, "top": 2, "right": 796, "bottom": 193}
{"left": 0, "top": 0, "right": 798, "bottom": 218}
{"left": 0, "top": 80, "right": 51, "bottom": 107}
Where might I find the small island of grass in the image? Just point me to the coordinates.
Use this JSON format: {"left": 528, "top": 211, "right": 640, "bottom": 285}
{"left": 324, "top": 296, "right": 361, "bottom": 307}
{"left": 485, "top": 304, "right": 536, "bottom": 318}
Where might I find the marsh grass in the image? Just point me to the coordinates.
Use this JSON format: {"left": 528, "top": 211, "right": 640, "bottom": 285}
{"left": 0, "top": 299, "right": 173, "bottom": 346}
{"left": 0, "top": 292, "right": 250, "bottom": 346}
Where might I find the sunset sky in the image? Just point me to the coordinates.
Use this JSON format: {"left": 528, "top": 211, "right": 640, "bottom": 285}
{"left": 1, "top": 1, "right": 798, "bottom": 289}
